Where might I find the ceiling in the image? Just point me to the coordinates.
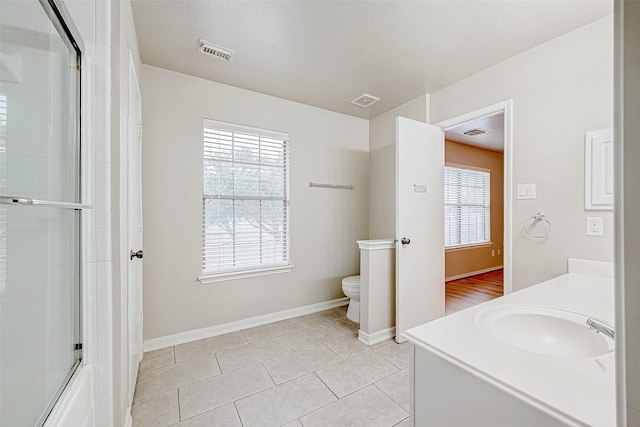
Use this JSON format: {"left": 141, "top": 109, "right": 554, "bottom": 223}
{"left": 131, "top": 0, "right": 612, "bottom": 120}
{"left": 445, "top": 113, "right": 504, "bottom": 153}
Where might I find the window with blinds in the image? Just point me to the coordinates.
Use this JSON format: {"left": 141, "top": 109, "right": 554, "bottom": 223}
{"left": 202, "top": 120, "right": 290, "bottom": 276}
{"left": 444, "top": 165, "right": 490, "bottom": 247}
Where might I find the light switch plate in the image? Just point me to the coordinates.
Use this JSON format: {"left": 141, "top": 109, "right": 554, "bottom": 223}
{"left": 517, "top": 184, "right": 536, "bottom": 200}
{"left": 586, "top": 217, "right": 604, "bottom": 236}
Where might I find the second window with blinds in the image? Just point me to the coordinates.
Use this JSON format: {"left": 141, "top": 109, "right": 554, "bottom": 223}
{"left": 444, "top": 165, "right": 491, "bottom": 248}
{"left": 200, "top": 119, "right": 291, "bottom": 283}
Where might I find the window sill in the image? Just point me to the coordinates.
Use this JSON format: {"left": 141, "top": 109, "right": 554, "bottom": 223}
{"left": 445, "top": 242, "right": 493, "bottom": 252}
{"left": 198, "top": 264, "right": 294, "bottom": 284}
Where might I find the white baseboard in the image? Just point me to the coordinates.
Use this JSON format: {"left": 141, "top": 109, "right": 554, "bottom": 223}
{"left": 358, "top": 327, "right": 396, "bottom": 346}
{"left": 144, "top": 297, "right": 350, "bottom": 352}
{"left": 445, "top": 265, "right": 503, "bottom": 282}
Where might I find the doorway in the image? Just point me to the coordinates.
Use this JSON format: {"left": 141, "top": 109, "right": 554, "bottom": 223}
{"left": 435, "top": 101, "right": 513, "bottom": 312}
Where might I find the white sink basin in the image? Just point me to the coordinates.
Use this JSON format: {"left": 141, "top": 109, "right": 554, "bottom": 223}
{"left": 475, "top": 305, "right": 614, "bottom": 359}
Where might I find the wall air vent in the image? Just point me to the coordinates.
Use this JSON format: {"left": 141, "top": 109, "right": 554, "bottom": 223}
{"left": 198, "top": 39, "right": 235, "bottom": 62}
{"left": 462, "top": 128, "right": 487, "bottom": 136}
{"left": 350, "top": 93, "right": 380, "bottom": 108}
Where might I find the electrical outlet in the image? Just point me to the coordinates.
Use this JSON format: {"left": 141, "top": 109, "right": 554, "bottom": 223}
{"left": 497, "top": 249, "right": 501, "bottom": 256}
{"left": 586, "top": 217, "right": 604, "bottom": 236}
{"left": 491, "top": 250, "right": 495, "bottom": 257}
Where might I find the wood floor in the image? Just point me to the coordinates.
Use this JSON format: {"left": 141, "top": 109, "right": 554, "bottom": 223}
{"left": 445, "top": 269, "right": 504, "bottom": 315}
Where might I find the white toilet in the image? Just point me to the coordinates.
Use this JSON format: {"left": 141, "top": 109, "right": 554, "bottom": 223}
{"left": 342, "top": 275, "right": 361, "bottom": 323}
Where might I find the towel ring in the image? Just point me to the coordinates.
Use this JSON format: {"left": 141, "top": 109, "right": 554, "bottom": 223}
{"left": 523, "top": 212, "right": 551, "bottom": 239}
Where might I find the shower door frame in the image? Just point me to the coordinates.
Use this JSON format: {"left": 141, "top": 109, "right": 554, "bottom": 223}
{"left": 40, "top": 0, "right": 87, "bottom": 424}
{"left": 2, "top": 0, "right": 88, "bottom": 425}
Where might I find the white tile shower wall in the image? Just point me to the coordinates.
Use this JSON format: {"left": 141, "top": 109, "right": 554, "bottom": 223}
{"left": 66, "top": 1, "right": 112, "bottom": 427}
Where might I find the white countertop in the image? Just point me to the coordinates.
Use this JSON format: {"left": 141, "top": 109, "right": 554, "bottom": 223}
{"left": 403, "top": 273, "right": 615, "bottom": 426}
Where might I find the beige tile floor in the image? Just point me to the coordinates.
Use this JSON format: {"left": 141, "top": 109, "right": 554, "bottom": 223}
{"left": 132, "top": 306, "right": 411, "bottom": 427}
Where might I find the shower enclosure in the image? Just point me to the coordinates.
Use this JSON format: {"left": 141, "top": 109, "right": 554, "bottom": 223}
{"left": 0, "top": 0, "right": 85, "bottom": 425}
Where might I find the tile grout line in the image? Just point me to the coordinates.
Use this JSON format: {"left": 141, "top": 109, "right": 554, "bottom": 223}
{"left": 264, "top": 343, "right": 350, "bottom": 386}
{"left": 135, "top": 355, "right": 224, "bottom": 401}
{"left": 260, "top": 361, "right": 278, "bottom": 386}
{"left": 376, "top": 366, "right": 408, "bottom": 383}
{"left": 323, "top": 339, "right": 392, "bottom": 364}
{"left": 232, "top": 361, "right": 351, "bottom": 424}
{"left": 179, "top": 363, "right": 276, "bottom": 423}
{"left": 292, "top": 318, "right": 305, "bottom": 329}
{"left": 292, "top": 377, "right": 339, "bottom": 423}
{"left": 136, "top": 347, "right": 178, "bottom": 376}
{"left": 392, "top": 414, "right": 411, "bottom": 427}
{"left": 176, "top": 386, "right": 182, "bottom": 422}
{"left": 278, "top": 334, "right": 295, "bottom": 352}
{"left": 311, "top": 371, "right": 339, "bottom": 401}
{"left": 213, "top": 351, "right": 222, "bottom": 376}
{"left": 232, "top": 400, "right": 245, "bottom": 426}
{"left": 174, "top": 338, "right": 249, "bottom": 364}
{"left": 316, "top": 370, "right": 394, "bottom": 401}
{"left": 296, "top": 381, "right": 404, "bottom": 425}
{"left": 218, "top": 348, "right": 294, "bottom": 375}
{"left": 321, "top": 341, "right": 344, "bottom": 360}
{"left": 372, "top": 381, "right": 409, "bottom": 413}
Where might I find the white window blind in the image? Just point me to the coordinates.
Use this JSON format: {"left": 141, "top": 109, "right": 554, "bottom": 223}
{"left": 444, "top": 166, "right": 490, "bottom": 247}
{"left": 202, "top": 120, "right": 290, "bottom": 275}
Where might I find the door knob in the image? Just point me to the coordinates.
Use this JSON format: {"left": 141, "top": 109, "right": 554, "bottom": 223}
{"left": 401, "top": 238, "right": 410, "bottom": 245}
{"left": 130, "top": 249, "right": 143, "bottom": 260}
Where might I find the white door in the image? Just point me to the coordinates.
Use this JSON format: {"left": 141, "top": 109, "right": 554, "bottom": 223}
{"left": 128, "top": 55, "right": 144, "bottom": 401}
{"left": 395, "top": 117, "right": 445, "bottom": 342}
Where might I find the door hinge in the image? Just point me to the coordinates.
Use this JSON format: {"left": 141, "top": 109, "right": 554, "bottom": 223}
{"left": 74, "top": 343, "right": 82, "bottom": 350}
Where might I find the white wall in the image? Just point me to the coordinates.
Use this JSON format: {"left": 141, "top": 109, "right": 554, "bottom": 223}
{"left": 141, "top": 65, "right": 369, "bottom": 341}
{"left": 368, "top": 94, "right": 429, "bottom": 238}
{"left": 430, "top": 16, "right": 614, "bottom": 290}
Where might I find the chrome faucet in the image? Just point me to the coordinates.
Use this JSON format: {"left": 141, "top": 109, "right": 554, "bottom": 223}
{"left": 587, "top": 318, "right": 615, "bottom": 340}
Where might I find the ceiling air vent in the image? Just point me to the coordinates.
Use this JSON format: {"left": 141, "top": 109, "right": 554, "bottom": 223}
{"left": 462, "top": 128, "right": 487, "bottom": 136}
{"left": 198, "top": 39, "right": 234, "bottom": 62}
{"left": 350, "top": 93, "right": 380, "bottom": 108}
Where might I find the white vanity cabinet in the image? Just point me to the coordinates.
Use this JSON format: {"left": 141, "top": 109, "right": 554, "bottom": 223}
{"left": 410, "top": 344, "right": 570, "bottom": 426}
{"left": 404, "top": 262, "right": 615, "bottom": 427}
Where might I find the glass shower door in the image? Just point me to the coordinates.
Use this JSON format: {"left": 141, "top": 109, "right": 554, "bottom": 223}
{"left": 0, "top": 0, "right": 84, "bottom": 425}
